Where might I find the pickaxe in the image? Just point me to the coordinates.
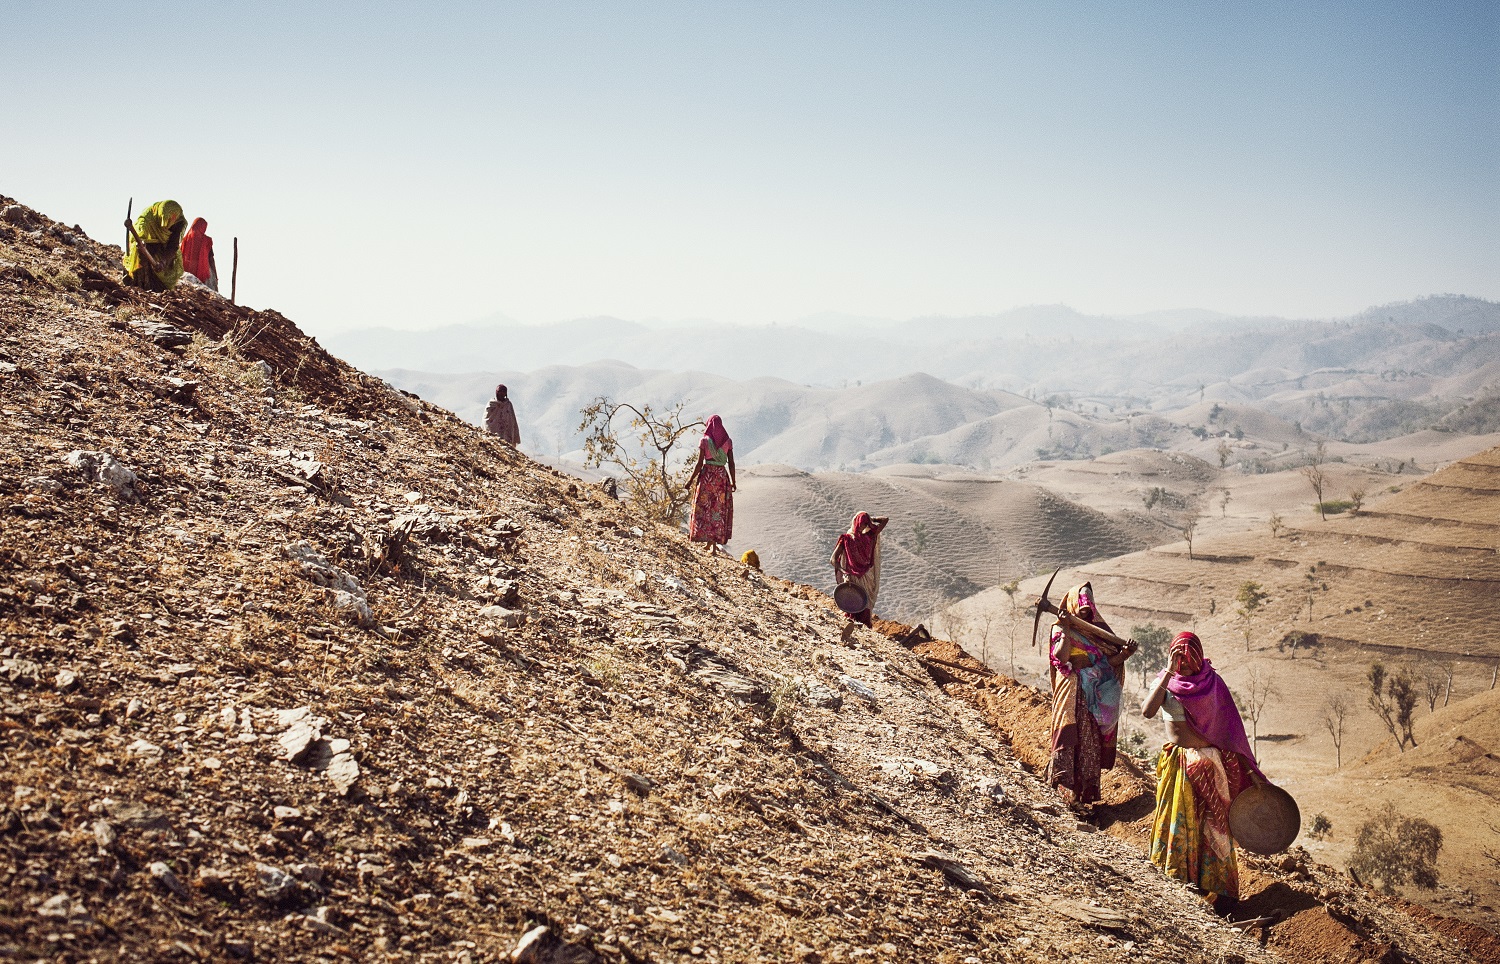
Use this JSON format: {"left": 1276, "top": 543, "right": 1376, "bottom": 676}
{"left": 123, "top": 218, "right": 162, "bottom": 274}
{"left": 1030, "top": 567, "right": 1134, "bottom": 656}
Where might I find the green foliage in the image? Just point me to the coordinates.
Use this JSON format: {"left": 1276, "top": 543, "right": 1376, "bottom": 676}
{"left": 1350, "top": 803, "right": 1442, "bottom": 892}
{"left": 1316, "top": 499, "right": 1355, "bottom": 515}
{"left": 1367, "top": 662, "right": 1419, "bottom": 752}
{"left": 1237, "top": 581, "right": 1270, "bottom": 650}
{"left": 910, "top": 520, "right": 929, "bottom": 556}
{"left": 1131, "top": 623, "right": 1173, "bottom": 687}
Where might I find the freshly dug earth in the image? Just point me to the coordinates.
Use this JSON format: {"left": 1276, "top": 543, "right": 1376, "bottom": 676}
{"left": 0, "top": 196, "right": 1298, "bottom": 962}
{"left": 866, "top": 619, "right": 1500, "bottom": 964}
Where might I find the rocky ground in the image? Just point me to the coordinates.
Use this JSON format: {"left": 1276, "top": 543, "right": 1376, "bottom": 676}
{"left": 0, "top": 194, "right": 1488, "bottom": 963}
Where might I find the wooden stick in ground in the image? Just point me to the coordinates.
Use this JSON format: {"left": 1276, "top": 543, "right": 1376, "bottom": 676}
{"left": 123, "top": 219, "right": 161, "bottom": 273}
{"left": 125, "top": 198, "right": 132, "bottom": 253}
{"left": 231, "top": 236, "right": 239, "bottom": 305}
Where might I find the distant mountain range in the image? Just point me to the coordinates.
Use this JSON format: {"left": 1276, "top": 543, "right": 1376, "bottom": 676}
{"left": 326, "top": 295, "right": 1499, "bottom": 401}
{"left": 368, "top": 295, "right": 1500, "bottom": 473}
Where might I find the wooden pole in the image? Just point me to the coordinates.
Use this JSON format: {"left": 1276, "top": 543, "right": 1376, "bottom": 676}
{"left": 231, "top": 237, "right": 239, "bottom": 305}
{"left": 125, "top": 198, "right": 132, "bottom": 253}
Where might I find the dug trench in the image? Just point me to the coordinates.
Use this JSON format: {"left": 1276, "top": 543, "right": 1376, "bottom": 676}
{"left": 0, "top": 192, "right": 1489, "bottom": 963}
{"left": 843, "top": 610, "right": 1500, "bottom": 964}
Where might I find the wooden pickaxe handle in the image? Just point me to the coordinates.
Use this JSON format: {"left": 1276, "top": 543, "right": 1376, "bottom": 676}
{"left": 124, "top": 219, "right": 161, "bottom": 273}
{"left": 1036, "top": 596, "right": 1134, "bottom": 655}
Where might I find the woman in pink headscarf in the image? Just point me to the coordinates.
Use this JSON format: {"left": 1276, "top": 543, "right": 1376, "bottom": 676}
{"left": 1142, "top": 631, "right": 1264, "bottom": 911}
{"left": 830, "top": 511, "right": 888, "bottom": 629}
{"left": 685, "top": 415, "right": 736, "bottom": 552}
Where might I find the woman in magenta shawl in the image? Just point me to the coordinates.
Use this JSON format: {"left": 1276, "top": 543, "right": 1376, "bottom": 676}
{"left": 830, "top": 511, "right": 888, "bottom": 629}
{"left": 1142, "top": 631, "right": 1264, "bottom": 911}
{"left": 686, "top": 415, "right": 735, "bottom": 552}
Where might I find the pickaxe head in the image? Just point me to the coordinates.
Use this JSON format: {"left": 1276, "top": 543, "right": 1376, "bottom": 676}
{"left": 1031, "top": 567, "right": 1062, "bottom": 649}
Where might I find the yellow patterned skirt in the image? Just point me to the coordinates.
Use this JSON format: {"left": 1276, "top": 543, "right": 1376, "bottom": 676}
{"left": 1149, "top": 744, "right": 1245, "bottom": 902}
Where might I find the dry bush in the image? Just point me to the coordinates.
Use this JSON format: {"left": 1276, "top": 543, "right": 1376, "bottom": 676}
{"left": 1350, "top": 803, "right": 1442, "bottom": 892}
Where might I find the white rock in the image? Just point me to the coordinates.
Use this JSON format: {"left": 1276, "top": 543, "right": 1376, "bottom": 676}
{"left": 149, "top": 861, "right": 190, "bottom": 897}
{"left": 36, "top": 893, "right": 89, "bottom": 920}
{"left": 127, "top": 738, "right": 164, "bottom": 764}
{"left": 279, "top": 720, "right": 321, "bottom": 762}
{"left": 324, "top": 753, "right": 360, "bottom": 795}
{"left": 65, "top": 450, "right": 137, "bottom": 498}
{"left": 478, "top": 605, "right": 525, "bottom": 628}
{"left": 511, "top": 925, "right": 551, "bottom": 962}
{"left": 837, "top": 675, "right": 878, "bottom": 703}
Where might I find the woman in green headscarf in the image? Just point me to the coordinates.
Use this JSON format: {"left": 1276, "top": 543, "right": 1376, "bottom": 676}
{"left": 123, "top": 200, "right": 186, "bottom": 290}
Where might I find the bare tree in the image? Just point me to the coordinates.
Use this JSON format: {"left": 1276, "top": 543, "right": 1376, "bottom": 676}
{"left": 1349, "top": 486, "right": 1367, "bottom": 515}
{"left": 1322, "top": 694, "right": 1349, "bottom": 768}
{"left": 1419, "top": 661, "right": 1447, "bottom": 713}
{"left": 1268, "top": 512, "right": 1285, "bottom": 539}
{"left": 1242, "top": 665, "right": 1277, "bottom": 754}
{"left": 939, "top": 598, "right": 971, "bottom": 647}
{"left": 973, "top": 608, "right": 997, "bottom": 667}
{"left": 578, "top": 397, "right": 703, "bottom": 524}
{"left": 1181, "top": 510, "right": 1200, "bottom": 561}
{"left": 1219, "top": 488, "right": 1232, "bottom": 518}
{"left": 1217, "top": 439, "right": 1232, "bottom": 469}
{"left": 1302, "top": 441, "right": 1329, "bottom": 520}
{"left": 1000, "top": 578, "right": 1021, "bottom": 672}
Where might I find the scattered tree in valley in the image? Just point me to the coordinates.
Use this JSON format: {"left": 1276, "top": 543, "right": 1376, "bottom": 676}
{"left": 1180, "top": 510, "right": 1200, "bottom": 560}
{"left": 1217, "top": 439, "right": 1232, "bottom": 468}
{"left": 1349, "top": 803, "right": 1442, "bottom": 893}
{"left": 1416, "top": 660, "right": 1452, "bottom": 713}
{"left": 1322, "top": 694, "right": 1349, "bottom": 768}
{"left": 1367, "top": 661, "right": 1419, "bottom": 752}
{"left": 1349, "top": 485, "right": 1366, "bottom": 515}
{"left": 910, "top": 520, "right": 929, "bottom": 556}
{"left": 1302, "top": 441, "right": 1329, "bottom": 520}
{"left": 578, "top": 397, "right": 703, "bottom": 524}
{"left": 1268, "top": 512, "right": 1285, "bottom": 539}
{"left": 1130, "top": 623, "right": 1173, "bottom": 688}
{"left": 1241, "top": 665, "right": 1277, "bottom": 753}
{"left": 1000, "top": 578, "right": 1021, "bottom": 671}
{"left": 1236, "top": 581, "right": 1270, "bottom": 651}
{"left": 1219, "top": 487, "right": 1231, "bottom": 518}
{"left": 1302, "top": 563, "right": 1330, "bottom": 622}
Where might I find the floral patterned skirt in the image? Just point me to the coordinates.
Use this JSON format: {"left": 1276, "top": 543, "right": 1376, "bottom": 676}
{"left": 688, "top": 465, "right": 733, "bottom": 545}
{"left": 1150, "top": 744, "right": 1248, "bottom": 901}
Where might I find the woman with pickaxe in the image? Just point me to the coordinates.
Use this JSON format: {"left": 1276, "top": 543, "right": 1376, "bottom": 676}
{"left": 122, "top": 200, "right": 186, "bottom": 291}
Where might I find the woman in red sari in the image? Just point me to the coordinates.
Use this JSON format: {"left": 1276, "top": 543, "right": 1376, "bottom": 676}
{"left": 686, "top": 415, "right": 736, "bottom": 552}
{"left": 179, "top": 217, "right": 218, "bottom": 291}
{"left": 831, "top": 512, "right": 888, "bottom": 629}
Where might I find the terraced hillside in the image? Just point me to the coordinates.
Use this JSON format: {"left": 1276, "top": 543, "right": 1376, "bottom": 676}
{"left": 730, "top": 463, "right": 1172, "bottom": 621}
{"left": 949, "top": 446, "right": 1500, "bottom": 931}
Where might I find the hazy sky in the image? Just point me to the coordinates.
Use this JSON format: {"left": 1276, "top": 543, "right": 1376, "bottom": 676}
{"left": 6, "top": 1, "right": 1496, "bottom": 335}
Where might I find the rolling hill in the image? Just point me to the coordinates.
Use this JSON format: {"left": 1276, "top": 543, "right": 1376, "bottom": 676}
{"left": 943, "top": 444, "right": 1500, "bottom": 931}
